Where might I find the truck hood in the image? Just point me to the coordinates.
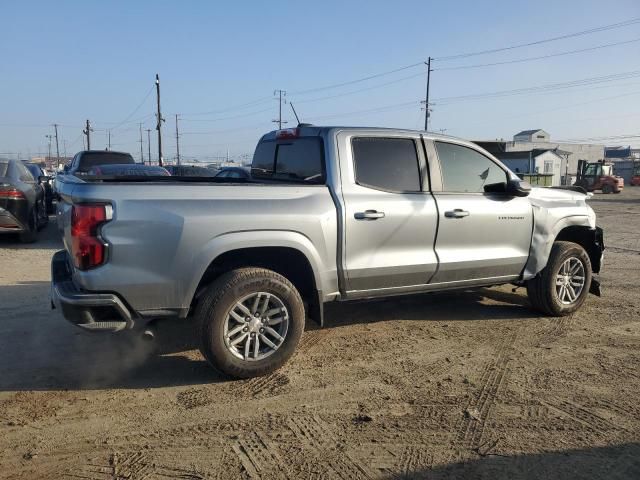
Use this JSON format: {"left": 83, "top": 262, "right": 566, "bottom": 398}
{"left": 528, "top": 186, "right": 589, "bottom": 204}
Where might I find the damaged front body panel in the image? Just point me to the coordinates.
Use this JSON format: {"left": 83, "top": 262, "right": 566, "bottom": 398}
{"left": 523, "top": 187, "right": 604, "bottom": 295}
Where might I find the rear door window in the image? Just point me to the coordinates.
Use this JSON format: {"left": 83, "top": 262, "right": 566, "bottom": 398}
{"left": 352, "top": 137, "right": 421, "bottom": 192}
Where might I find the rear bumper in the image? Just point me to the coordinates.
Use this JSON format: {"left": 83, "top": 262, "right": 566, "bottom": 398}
{"left": 0, "top": 208, "right": 26, "bottom": 232}
{"left": 50, "top": 250, "right": 134, "bottom": 332}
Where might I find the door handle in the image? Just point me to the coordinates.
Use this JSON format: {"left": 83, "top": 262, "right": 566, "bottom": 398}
{"left": 444, "top": 209, "right": 470, "bottom": 219}
{"left": 354, "top": 210, "right": 385, "bottom": 220}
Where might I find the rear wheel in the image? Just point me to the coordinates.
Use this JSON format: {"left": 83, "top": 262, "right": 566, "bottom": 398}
{"left": 196, "top": 267, "right": 305, "bottom": 378}
{"left": 527, "top": 241, "right": 592, "bottom": 316}
{"left": 19, "top": 208, "right": 37, "bottom": 243}
{"left": 602, "top": 184, "right": 613, "bottom": 194}
{"left": 37, "top": 200, "right": 48, "bottom": 230}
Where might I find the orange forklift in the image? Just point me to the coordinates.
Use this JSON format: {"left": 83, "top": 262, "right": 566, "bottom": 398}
{"left": 574, "top": 159, "right": 624, "bottom": 194}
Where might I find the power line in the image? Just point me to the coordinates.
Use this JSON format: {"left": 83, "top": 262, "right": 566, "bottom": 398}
{"left": 179, "top": 106, "right": 274, "bottom": 123}
{"left": 433, "top": 70, "right": 640, "bottom": 104}
{"left": 435, "top": 37, "right": 640, "bottom": 71}
{"left": 294, "top": 71, "right": 425, "bottom": 104}
{"left": 434, "top": 17, "right": 640, "bottom": 61}
{"left": 102, "top": 85, "right": 155, "bottom": 131}
{"left": 182, "top": 97, "right": 273, "bottom": 116}
{"left": 289, "top": 62, "right": 424, "bottom": 96}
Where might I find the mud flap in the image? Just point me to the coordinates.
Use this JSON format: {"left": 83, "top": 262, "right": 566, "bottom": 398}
{"left": 589, "top": 277, "right": 601, "bottom": 297}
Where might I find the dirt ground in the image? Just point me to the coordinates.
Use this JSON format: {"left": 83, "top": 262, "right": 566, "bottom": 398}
{"left": 1, "top": 189, "right": 639, "bottom": 480}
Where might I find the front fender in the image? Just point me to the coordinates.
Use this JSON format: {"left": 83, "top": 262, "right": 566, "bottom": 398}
{"left": 523, "top": 212, "right": 594, "bottom": 279}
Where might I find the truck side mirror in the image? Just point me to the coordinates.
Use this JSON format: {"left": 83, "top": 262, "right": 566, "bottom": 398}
{"left": 506, "top": 178, "right": 531, "bottom": 197}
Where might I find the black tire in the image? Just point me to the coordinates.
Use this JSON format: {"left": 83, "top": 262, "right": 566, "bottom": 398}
{"left": 602, "top": 184, "right": 613, "bottom": 194}
{"left": 196, "top": 267, "right": 305, "bottom": 378}
{"left": 37, "top": 201, "right": 48, "bottom": 230}
{"left": 19, "top": 209, "right": 37, "bottom": 243}
{"left": 527, "top": 241, "right": 592, "bottom": 316}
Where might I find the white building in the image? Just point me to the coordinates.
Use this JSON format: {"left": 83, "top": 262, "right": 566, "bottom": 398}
{"left": 475, "top": 129, "right": 605, "bottom": 182}
{"left": 493, "top": 149, "right": 565, "bottom": 186}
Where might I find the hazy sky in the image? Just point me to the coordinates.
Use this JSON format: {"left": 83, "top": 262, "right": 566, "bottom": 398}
{"left": 1, "top": 0, "right": 639, "bottom": 161}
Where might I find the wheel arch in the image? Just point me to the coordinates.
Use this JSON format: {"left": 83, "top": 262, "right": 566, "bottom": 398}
{"left": 187, "top": 231, "right": 325, "bottom": 325}
{"left": 523, "top": 214, "right": 600, "bottom": 279}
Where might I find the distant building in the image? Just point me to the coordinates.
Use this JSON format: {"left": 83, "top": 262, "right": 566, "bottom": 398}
{"left": 491, "top": 149, "right": 565, "bottom": 186}
{"left": 475, "top": 129, "right": 605, "bottom": 183}
{"left": 513, "top": 129, "right": 550, "bottom": 143}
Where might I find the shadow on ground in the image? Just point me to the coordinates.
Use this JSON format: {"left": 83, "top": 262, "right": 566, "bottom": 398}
{"left": 390, "top": 442, "right": 640, "bottom": 480}
{"left": 0, "top": 276, "right": 539, "bottom": 392}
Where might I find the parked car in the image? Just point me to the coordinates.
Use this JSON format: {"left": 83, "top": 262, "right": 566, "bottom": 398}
{"left": 86, "top": 164, "right": 170, "bottom": 177}
{"left": 164, "top": 165, "right": 215, "bottom": 177}
{"left": 0, "top": 159, "right": 48, "bottom": 242}
{"left": 215, "top": 166, "right": 251, "bottom": 180}
{"left": 52, "top": 126, "right": 604, "bottom": 378}
{"left": 23, "top": 162, "right": 55, "bottom": 213}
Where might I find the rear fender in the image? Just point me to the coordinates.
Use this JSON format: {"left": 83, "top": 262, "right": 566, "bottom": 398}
{"left": 187, "top": 230, "right": 327, "bottom": 313}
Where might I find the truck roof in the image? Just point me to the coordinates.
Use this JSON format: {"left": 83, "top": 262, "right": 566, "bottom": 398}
{"left": 258, "top": 125, "right": 474, "bottom": 146}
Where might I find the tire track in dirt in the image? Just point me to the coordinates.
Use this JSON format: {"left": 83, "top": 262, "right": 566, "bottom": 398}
{"left": 175, "top": 372, "right": 290, "bottom": 409}
{"left": 398, "top": 445, "right": 433, "bottom": 477}
{"left": 544, "top": 400, "right": 627, "bottom": 433}
{"left": 286, "top": 415, "right": 372, "bottom": 479}
{"left": 63, "top": 451, "right": 205, "bottom": 479}
{"left": 230, "top": 372, "right": 290, "bottom": 398}
{"left": 453, "top": 330, "right": 518, "bottom": 456}
{"left": 298, "top": 329, "right": 331, "bottom": 354}
{"left": 536, "top": 313, "right": 576, "bottom": 347}
{"left": 232, "top": 431, "right": 291, "bottom": 479}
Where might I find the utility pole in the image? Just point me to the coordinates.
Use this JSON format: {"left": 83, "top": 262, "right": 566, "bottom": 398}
{"left": 107, "top": 130, "right": 111, "bottom": 150}
{"left": 423, "top": 57, "right": 433, "bottom": 131}
{"left": 83, "top": 119, "right": 93, "bottom": 150}
{"left": 45, "top": 134, "right": 53, "bottom": 167}
{"left": 146, "top": 129, "right": 152, "bottom": 165}
{"left": 272, "top": 89, "right": 287, "bottom": 129}
{"left": 175, "top": 114, "right": 180, "bottom": 165}
{"left": 139, "top": 123, "right": 144, "bottom": 164}
{"left": 155, "top": 74, "right": 165, "bottom": 166}
{"left": 53, "top": 124, "right": 60, "bottom": 168}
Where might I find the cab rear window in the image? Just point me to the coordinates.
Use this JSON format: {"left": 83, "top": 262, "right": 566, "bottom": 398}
{"left": 0, "top": 162, "right": 8, "bottom": 177}
{"left": 251, "top": 138, "right": 325, "bottom": 184}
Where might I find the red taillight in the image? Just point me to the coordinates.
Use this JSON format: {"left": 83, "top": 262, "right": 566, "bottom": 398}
{"left": 71, "top": 204, "right": 111, "bottom": 270}
{"left": 276, "top": 128, "right": 299, "bottom": 139}
{"left": 0, "top": 187, "right": 26, "bottom": 199}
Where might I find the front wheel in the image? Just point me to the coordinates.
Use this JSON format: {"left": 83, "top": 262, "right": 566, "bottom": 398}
{"left": 527, "top": 241, "right": 592, "bottom": 316}
{"left": 196, "top": 267, "right": 305, "bottom": 378}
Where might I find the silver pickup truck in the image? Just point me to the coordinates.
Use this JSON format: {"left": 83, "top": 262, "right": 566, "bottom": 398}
{"left": 52, "top": 126, "right": 604, "bottom": 378}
